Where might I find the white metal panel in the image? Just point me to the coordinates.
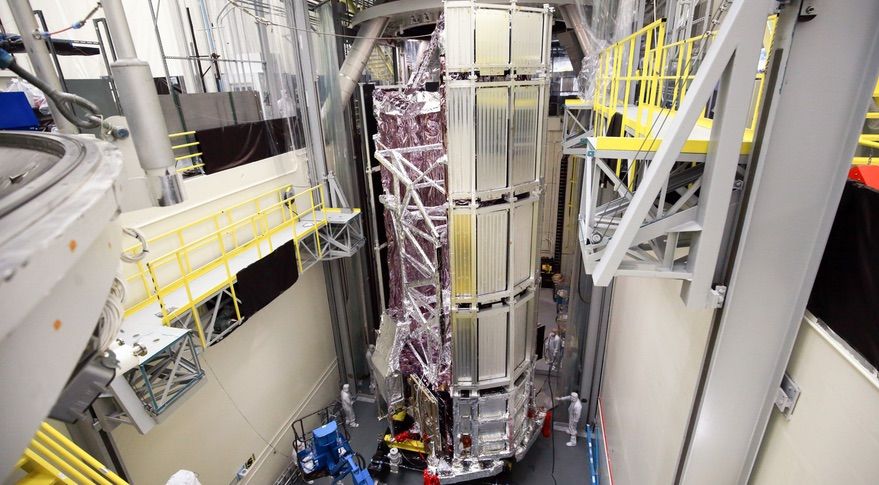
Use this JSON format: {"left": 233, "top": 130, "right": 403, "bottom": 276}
{"left": 476, "top": 209, "right": 508, "bottom": 294}
{"left": 475, "top": 9, "right": 510, "bottom": 74}
{"left": 453, "top": 313, "right": 476, "bottom": 383}
{"left": 478, "top": 397, "right": 507, "bottom": 419}
{"left": 477, "top": 311, "right": 508, "bottom": 380}
{"left": 445, "top": 6, "right": 473, "bottom": 70}
{"left": 447, "top": 84, "right": 475, "bottom": 195}
{"left": 511, "top": 200, "right": 536, "bottom": 285}
{"left": 751, "top": 315, "right": 879, "bottom": 485}
{"left": 511, "top": 297, "right": 528, "bottom": 370}
{"left": 510, "top": 85, "right": 540, "bottom": 185}
{"left": 602, "top": 277, "right": 713, "bottom": 485}
{"left": 510, "top": 11, "right": 544, "bottom": 70}
{"left": 476, "top": 86, "right": 509, "bottom": 192}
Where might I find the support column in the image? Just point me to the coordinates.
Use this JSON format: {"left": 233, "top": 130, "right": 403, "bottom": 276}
{"left": 677, "top": 1, "right": 879, "bottom": 483}
{"left": 7, "top": 0, "right": 77, "bottom": 133}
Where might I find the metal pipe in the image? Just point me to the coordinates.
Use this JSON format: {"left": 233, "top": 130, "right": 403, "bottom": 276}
{"left": 558, "top": 4, "right": 601, "bottom": 58}
{"left": 148, "top": 0, "right": 187, "bottom": 132}
{"left": 7, "top": 0, "right": 78, "bottom": 133}
{"left": 93, "top": 19, "right": 121, "bottom": 113}
{"left": 338, "top": 16, "right": 388, "bottom": 106}
{"left": 102, "top": 0, "right": 184, "bottom": 206}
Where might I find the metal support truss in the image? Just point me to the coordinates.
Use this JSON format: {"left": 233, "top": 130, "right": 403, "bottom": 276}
{"left": 375, "top": 142, "right": 449, "bottom": 386}
{"left": 124, "top": 331, "right": 204, "bottom": 415}
{"left": 169, "top": 288, "right": 243, "bottom": 347}
{"left": 318, "top": 172, "right": 367, "bottom": 260}
{"left": 576, "top": 0, "right": 774, "bottom": 308}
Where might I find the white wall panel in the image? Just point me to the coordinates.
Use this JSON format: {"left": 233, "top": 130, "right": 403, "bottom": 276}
{"left": 453, "top": 313, "right": 476, "bottom": 383}
{"left": 474, "top": 9, "right": 510, "bottom": 74}
{"left": 445, "top": 6, "right": 474, "bottom": 71}
{"left": 511, "top": 201, "right": 536, "bottom": 285}
{"left": 510, "top": 85, "right": 540, "bottom": 185}
{"left": 601, "top": 277, "right": 713, "bottom": 485}
{"left": 511, "top": 297, "right": 529, "bottom": 370}
{"left": 751, "top": 314, "right": 879, "bottom": 485}
{"left": 447, "top": 84, "right": 475, "bottom": 195}
{"left": 476, "top": 209, "right": 509, "bottom": 294}
{"left": 510, "top": 11, "right": 544, "bottom": 69}
{"left": 476, "top": 86, "right": 510, "bottom": 192}
{"left": 112, "top": 267, "right": 339, "bottom": 485}
{"left": 478, "top": 311, "right": 508, "bottom": 381}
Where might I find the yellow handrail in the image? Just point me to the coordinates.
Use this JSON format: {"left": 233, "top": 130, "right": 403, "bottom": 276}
{"left": 168, "top": 132, "right": 202, "bottom": 173}
{"left": 16, "top": 422, "right": 128, "bottom": 485}
{"left": 853, "top": 78, "right": 879, "bottom": 165}
{"left": 590, "top": 15, "right": 777, "bottom": 167}
{"left": 123, "top": 184, "right": 329, "bottom": 347}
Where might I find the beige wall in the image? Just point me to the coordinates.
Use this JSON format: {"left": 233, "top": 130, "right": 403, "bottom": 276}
{"left": 750, "top": 313, "right": 879, "bottom": 485}
{"left": 111, "top": 152, "right": 341, "bottom": 484}
{"left": 112, "top": 265, "right": 339, "bottom": 484}
{"left": 600, "top": 277, "right": 714, "bottom": 485}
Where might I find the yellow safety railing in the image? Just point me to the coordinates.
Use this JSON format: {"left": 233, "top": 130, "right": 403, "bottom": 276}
{"left": 853, "top": 78, "right": 879, "bottom": 166}
{"left": 123, "top": 184, "right": 329, "bottom": 347}
{"left": 15, "top": 422, "right": 128, "bottom": 484}
{"left": 589, "top": 15, "right": 777, "bottom": 190}
{"left": 591, "top": 15, "right": 777, "bottom": 144}
{"left": 169, "top": 131, "right": 204, "bottom": 173}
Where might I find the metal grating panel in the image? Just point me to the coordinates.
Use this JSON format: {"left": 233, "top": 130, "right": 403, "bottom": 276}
{"left": 475, "top": 9, "right": 510, "bottom": 74}
{"left": 510, "top": 11, "right": 544, "bottom": 70}
{"left": 477, "top": 311, "right": 508, "bottom": 380}
{"left": 445, "top": 6, "right": 474, "bottom": 69}
{"left": 451, "top": 211, "right": 475, "bottom": 297}
{"left": 447, "top": 84, "right": 474, "bottom": 194}
{"left": 476, "top": 87, "right": 509, "bottom": 192}
{"left": 510, "top": 85, "right": 540, "bottom": 185}
{"left": 477, "top": 210, "right": 509, "bottom": 294}
{"left": 453, "top": 313, "right": 476, "bottom": 382}
{"left": 511, "top": 201, "right": 535, "bottom": 285}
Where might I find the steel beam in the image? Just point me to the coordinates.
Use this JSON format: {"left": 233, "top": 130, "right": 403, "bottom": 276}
{"left": 677, "top": 1, "right": 879, "bottom": 483}
{"left": 591, "top": 0, "right": 775, "bottom": 287}
{"left": 680, "top": 2, "right": 769, "bottom": 308}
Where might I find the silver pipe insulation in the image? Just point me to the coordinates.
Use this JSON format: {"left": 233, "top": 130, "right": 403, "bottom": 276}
{"left": 338, "top": 16, "right": 388, "bottom": 106}
{"left": 7, "top": 0, "right": 78, "bottom": 134}
{"left": 102, "top": 0, "right": 184, "bottom": 206}
{"left": 558, "top": 4, "right": 602, "bottom": 58}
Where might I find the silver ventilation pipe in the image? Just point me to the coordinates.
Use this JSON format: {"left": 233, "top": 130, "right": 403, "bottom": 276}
{"left": 338, "top": 17, "right": 388, "bottom": 106}
{"left": 102, "top": 0, "right": 184, "bottom": 206}
{"left": 7, "top": 0, "right": 78, "bottom": 134}
{"left": 558, "top": 4, "right": 602, "bottom": 57}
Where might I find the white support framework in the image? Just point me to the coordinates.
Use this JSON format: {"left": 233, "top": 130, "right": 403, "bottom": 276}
{"left": 568, "top": 0, "right": 775, "bottom": 308}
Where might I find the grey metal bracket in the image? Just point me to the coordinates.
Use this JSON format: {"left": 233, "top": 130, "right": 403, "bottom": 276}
{"left": 774, "top": 373, "right": 800, "bottom": 419}
{"left": 708, "top": 285, "right": 727, "bottom": 309}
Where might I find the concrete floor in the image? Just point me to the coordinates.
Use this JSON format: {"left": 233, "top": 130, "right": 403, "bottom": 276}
{"left": 313, "top": 400, "right": 586, "bottom": 485}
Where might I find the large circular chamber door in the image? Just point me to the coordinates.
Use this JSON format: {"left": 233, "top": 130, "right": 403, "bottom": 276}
{"left": 0, "top": 132, "right": 124, "bottom": 473}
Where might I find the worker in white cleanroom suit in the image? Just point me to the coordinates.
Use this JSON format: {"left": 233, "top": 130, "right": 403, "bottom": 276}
{"left": 544, "top": 331, "right": 562, "bottom": 371}
{"left": 366, "top": 344, "right": 377, "bottom": 394}
{"left": 341, "top": 384, "right": 359, "bottom": 428}
{"left": 555, "top": 392, "right": 582, "bottom": 446}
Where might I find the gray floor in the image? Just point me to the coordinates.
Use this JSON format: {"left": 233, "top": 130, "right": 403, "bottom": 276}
{"left": 308, "top": 289, "right": 585, "bottom": 484}
{"left": 319, "top": 400, "right": 587, "bottom": 485}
